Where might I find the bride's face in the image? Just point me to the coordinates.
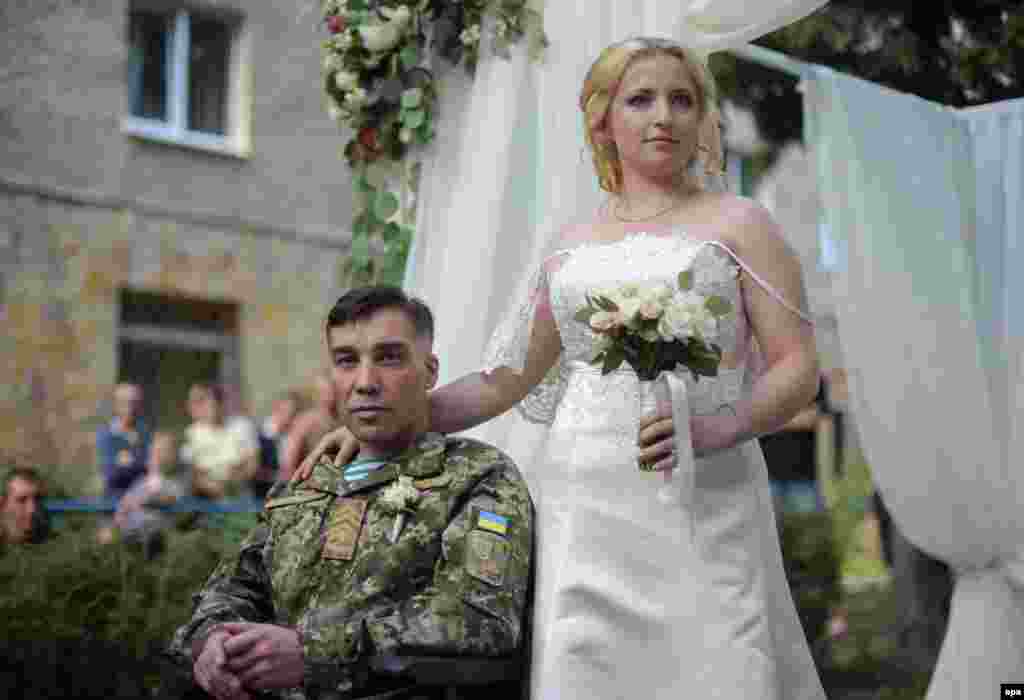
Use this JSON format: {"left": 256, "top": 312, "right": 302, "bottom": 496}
{"left": 601, "top": 53, "right": 701, "bottom": 185}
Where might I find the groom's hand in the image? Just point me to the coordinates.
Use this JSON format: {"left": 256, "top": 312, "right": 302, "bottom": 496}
{"left": 221, "top": 622, "right": 305, "bottom": 692}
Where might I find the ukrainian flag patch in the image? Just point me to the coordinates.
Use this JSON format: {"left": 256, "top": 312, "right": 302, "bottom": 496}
{"left": 476, "top": 510, "right": 508, "bottom": 536}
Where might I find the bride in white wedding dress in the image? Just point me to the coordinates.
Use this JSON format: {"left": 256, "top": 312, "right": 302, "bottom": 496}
{"left": 298, "top": 36, "right": 826, "bottom": 700}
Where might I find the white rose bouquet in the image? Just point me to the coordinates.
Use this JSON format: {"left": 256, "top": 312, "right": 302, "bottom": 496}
{"left": 574, "top": 265, "right": 734, "bottom": 382}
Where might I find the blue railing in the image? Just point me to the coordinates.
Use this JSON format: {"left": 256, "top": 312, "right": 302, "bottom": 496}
{"left": 43, "top": 497, "right": 264, "bottom": 514}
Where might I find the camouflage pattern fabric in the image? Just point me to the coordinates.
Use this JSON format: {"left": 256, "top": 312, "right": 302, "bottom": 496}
{"left": 167, "top": 433, "right": 533, "bottom": 699}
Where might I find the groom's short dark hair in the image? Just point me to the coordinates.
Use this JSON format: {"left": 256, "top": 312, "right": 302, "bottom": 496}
{"left": 325, "top": 286, "right": 434, "bottom": 343}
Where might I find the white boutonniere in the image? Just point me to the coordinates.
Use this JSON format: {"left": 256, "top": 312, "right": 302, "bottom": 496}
{"left": 380, "top": 475, "right": 420, "bottom": 543}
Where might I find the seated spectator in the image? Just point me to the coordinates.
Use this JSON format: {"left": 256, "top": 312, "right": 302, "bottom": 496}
{"left": 114, "top": 431, "right": 185, "bottom": 557}
{"left": 1, "top": 467, "right": 46, "bottom": 545}
{"left": 182, "top": 383, "right": 259, "bottom": 502}
{"left": 251, "top": 391, "right": 301, "bottom": 500}
{"left": 96, "top": 383, "right": 151, "bottom": 544}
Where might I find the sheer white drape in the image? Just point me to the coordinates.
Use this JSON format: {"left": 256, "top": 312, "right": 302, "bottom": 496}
{"left": 805, "top": 67, "right": 1024, "bottom": 699}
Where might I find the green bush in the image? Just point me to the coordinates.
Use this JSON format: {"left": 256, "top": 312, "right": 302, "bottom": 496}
{"left": 0, "top": 513, "right": 260, "bottom": 696}
{"left": 777, "top": 511, "right": 843, "bottom": 652}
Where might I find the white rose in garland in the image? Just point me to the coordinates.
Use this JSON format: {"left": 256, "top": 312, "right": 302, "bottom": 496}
{"left": 358, "top": 6, "right": 411, "bottom": 53}
{"left": 334, "top": 70, "right": 360, "bottom": 91}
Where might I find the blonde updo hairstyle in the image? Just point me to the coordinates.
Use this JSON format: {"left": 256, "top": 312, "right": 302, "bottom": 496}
{"left": 580, "top": 37, "right": 724, "bottom": 194}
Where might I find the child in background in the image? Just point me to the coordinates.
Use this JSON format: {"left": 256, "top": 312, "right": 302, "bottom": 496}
{"left": 113, "top": 431, "right": 184, "bottom": 556}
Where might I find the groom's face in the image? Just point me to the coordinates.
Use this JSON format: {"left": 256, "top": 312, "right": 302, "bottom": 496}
{"left": 328, "top": 308, "right": 438, "bottom": 459}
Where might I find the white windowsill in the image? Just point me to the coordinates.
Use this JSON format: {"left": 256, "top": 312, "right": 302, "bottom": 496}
{"left": 122, "top": 116, "right": 251, "bottom": 160}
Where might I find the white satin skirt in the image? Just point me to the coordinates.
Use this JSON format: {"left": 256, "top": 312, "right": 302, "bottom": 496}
{"left": 526, "top": 367, "right": 826, "bottom": 700}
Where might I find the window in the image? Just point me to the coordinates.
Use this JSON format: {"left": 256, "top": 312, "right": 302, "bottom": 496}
{"left": 125, "top": 5, "right": 250, "bottom": 156}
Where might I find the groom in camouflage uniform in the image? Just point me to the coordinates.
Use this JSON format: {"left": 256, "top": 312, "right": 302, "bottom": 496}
{"left": 167, "top": 287, "right": 534, "bottom": 700}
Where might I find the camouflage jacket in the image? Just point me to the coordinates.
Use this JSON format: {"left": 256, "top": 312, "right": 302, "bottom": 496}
{"left": 167, "top": 433, "right": 533, "bottom": 699}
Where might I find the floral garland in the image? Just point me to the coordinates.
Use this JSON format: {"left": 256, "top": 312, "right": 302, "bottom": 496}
{"left": 321, "top": 0, "right": 547, "bottom": 285}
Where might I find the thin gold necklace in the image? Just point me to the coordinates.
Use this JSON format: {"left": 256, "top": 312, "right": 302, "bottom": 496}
{"left": 611, "top": 196, "right": 686, "bottom": 223}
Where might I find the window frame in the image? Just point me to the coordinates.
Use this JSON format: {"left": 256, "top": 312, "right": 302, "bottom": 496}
{"left": 123, "top": 6, "right": 251, "bottom": 159}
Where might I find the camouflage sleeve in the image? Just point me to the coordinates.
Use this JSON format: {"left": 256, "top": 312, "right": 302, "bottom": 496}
{"left": 166, "top": 511, "right": 276, "bottom": 667}
{"left": 299, "top": 446, "right": 533, "bottom": 689}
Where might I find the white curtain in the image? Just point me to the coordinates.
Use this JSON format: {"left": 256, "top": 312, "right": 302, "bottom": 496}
{"left": 804, "top": 67, "right": 1024, "bottom": 699}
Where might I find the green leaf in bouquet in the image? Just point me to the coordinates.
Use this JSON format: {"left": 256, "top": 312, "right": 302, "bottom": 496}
{"left": 594, "top": 295, "right": 619, "bottom": 312}
{"left": 705, "top": 295, "right": 732, "bottom": 317}
{"left": 602, "top": 346, "right": 625, "bottom": 374}
{"left": 374, "top": 190, "right": 401, "bottom": 221}
{"left": 382, "top": 221, "right": 403, "bottom": 242}
{"left": 640, "top": 317, "right": 660, "bottom": 334}
{"left": 688, "top": 344, "right": 720, "bottom": 377}
{"left": 574, "top": 307, "right": 597, "bottom": 325}
{"left": 678, "top": 269, "right": 693, "bottom": 291}
{"left": 639, "top": 343, "right": 657, "bottom": 375}
{"left": 621, "top": 340, "right": 641, "bottom": 366}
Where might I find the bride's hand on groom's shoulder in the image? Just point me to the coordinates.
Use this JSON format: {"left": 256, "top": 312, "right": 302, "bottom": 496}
{"left": 291, "top": 426, "right": 360, "bottom": 483}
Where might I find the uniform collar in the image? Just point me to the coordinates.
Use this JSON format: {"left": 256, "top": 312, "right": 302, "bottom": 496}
{"left": 302, "top": 432, "right": 446, "bottom": 492}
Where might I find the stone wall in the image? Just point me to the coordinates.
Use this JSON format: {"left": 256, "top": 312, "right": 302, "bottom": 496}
{"left": 1, "top": 187, "right": 348, "bottom": 492}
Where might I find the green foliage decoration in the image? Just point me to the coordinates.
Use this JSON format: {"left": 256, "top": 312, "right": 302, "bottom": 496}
{"left": 320, "top": 1, "right": 548, "bottom": 285}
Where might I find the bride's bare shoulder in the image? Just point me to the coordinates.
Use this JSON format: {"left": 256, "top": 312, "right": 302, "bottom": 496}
{"left": 689, "top": 192, "right": 782, "bottom": 251}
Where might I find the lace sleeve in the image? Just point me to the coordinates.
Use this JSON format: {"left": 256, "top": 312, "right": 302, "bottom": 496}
{"left": 480, "top": 254, "right": 567, "bottom": 425}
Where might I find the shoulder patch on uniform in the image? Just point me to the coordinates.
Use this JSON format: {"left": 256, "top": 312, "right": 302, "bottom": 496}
{"left": 465, "top": 530, "right": 510, "bottom": 587}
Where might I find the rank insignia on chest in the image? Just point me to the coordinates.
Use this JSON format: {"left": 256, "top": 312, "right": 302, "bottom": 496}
{"left": 412, "top": 471, "right": 451, "bottom": 491}
{"left": 322, "top": 495, "right": 368, "bottom": 561}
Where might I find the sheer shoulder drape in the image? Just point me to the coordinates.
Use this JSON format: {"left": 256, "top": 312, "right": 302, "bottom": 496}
{"left": 805, "top": 66, "right": 1024, "bottom": 700}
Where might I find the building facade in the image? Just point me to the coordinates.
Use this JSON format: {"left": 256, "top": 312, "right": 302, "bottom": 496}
{"left": 2, "top": 1, "right": 356, "bottom": 491}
